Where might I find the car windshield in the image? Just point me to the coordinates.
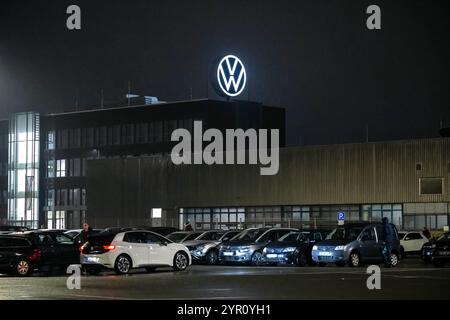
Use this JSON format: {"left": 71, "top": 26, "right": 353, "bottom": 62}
{"left": 326, "top": 226, "right": 364, "bottom": 241}
{"left": 167, "top": 233, "right": 189, "bottom": 242}
{"left": 279, "top": 231, "right": 300, "bottom": 242}
{"left": 437, "top": 233, "right": 450, "bottom": 242}
{"left": 232, "top": 228, "right": 268, "bottom": 242}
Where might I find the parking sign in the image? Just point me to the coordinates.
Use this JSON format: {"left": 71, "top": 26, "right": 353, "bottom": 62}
{"left": 337, "top": 212, "right": 345, "bottom": 223}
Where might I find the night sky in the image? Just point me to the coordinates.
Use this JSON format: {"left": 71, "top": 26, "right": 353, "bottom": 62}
{"left": 0, "top": 0, "right": 449, "bottom": 146}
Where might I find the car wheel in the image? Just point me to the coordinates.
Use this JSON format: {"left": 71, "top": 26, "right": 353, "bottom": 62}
{"left": 173, "top": 251, "right": 189, "bottom": 271}
{"left": 348, "top": 252, "right": 361, "bottom": 267}
{"left": 206, "top": 250, "right": 219, "bottom": 265}
{"left": 114, "top": 255, "right": 132, "bottom": 274}
{"left": 251, "top": 251, "right": 263, "bottom": 266}
{"left": 295, "top": 253, "right": 307, "bottom": 267}
{"left": 15, "top": 259, "right": 31, "bottom": 277}
{"left": 390, "top": 252, "right": 399, "bottom": 267}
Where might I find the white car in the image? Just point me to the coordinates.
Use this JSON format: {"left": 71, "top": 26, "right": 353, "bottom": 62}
{"left": 80, "top": 230, "right": 191, "bottom": 274}
{"left": 398, "top": 231, "right": 429, "bottom": 257}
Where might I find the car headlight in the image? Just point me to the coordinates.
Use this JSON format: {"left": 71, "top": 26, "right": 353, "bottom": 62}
{"left": 195, "top": 245, "right": 205, "bottom": 252}
{"left": 263, "top": 247, "right": 267, "bottom": 253}
{"left": 282, "top": 247, "right": 296, "bottom": 253}
{"left": 312, "top": 245, "right": 318, "bottom": 251}
{"left": 335, "top": 246, "right": 345, "bottom": 251}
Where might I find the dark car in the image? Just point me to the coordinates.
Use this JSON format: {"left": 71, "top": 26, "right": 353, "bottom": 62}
{"left": 218, "top": 227, "right": 297, "bottom": 265}
{"left": 0, "top": 235, "right": 41, "bottom": 276}
{"left": 423, "top": 232, "right": 450, "bottom": 267}
{"left": 311, "top": 222, "right": 401, "bottom": 267}
{"left": 11, "top": 230, "right": 80, "bottom": 273}
{"left": 262, "top": 229, "right": 330, "bottom": 266}
{"left": 0, "top": 225, "right": 31, "bottom": 235}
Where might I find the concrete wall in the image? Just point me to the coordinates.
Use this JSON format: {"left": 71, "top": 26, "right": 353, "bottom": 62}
{"left": 86, "top": 138, "right": 450, "bottom": 227}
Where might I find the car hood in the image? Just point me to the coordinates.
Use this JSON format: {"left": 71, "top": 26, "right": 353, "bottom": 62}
{"left": 316, "top": 239, "right": 351, "bottom": 246}
{"left": 182, "top": 240, "right": 217, "bottom": 247}
{"left": 224, "top": 241, "right": 260, "bottom": 247}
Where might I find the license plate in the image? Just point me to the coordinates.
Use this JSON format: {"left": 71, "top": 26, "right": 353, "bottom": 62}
{"left": 85, "top": 256, "right": 99, "bottom": 263}
{"left": 266, "top": 254, "right": 278, "bottom": 258}
{"left": 223, "top": 251, "right": 234, "bottom": 256}
{"left": 318, "top": 251, "right": 332, "bottom": 256}
{"left": 438, "top": 251, "right": 450, "bottom": 256}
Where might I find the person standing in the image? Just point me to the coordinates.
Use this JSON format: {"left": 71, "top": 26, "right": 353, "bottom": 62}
{"left": 422, "top": 227, "right": 431, "bottom": 240}
{"left": 79, "top": 222, "right": 93, "bottom": 245}
{"left": 382, "top": 217, "right": 395, "bottom": 267}
{"left": 184, "top": 220, "right": 193, "bottom": 231}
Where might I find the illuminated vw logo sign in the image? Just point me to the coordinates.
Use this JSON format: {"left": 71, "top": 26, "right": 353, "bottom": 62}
{"left": 217, "top": 55, "right": 247, "bottom": 97}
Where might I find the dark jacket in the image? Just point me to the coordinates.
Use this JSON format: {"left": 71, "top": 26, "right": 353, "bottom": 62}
{"left": 79, "top": 227, "right": 93, "bottom": 244}
{"left": 382, "top": 218, "right": 396, "bottom": 243}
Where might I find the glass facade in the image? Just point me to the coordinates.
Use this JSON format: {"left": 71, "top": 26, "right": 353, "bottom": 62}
{"left": 7, "top": 112, "right": 40, "bottom": 228}
{"left": 179, "top": 204, "right": 405, "bottom": 231}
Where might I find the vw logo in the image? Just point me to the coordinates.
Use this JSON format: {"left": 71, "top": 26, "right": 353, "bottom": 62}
{"left": 217, "top": 55, "right": 247, "bottom": 97}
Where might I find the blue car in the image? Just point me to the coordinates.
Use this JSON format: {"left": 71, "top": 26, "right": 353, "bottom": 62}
{"left": 311, "top": 222, "right": 401, "bottom": 267}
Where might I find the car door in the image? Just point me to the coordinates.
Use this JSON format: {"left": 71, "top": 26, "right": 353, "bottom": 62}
{"left": 359, "top": 227, "right": 378, "bottom": 261}
{"left": 0, "top": 237, "right": 14, "bottom": 268}
{"left": 122, "top": 232, "right": 149, "bottom": 267}
{"left": 52, "top": 233, "right": 79, "bottom": 265}
{"left": 36, "top": 233, "right": 57, "bottom": 265}
{"left": 144, "top": 232, "right": 171, "bottom": 265}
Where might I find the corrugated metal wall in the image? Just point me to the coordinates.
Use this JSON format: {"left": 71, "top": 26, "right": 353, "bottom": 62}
{"left": 86, "top": 138, "right": 450, "bottom": 227}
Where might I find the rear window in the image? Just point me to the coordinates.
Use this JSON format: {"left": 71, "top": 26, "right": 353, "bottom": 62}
{"left": 88, "top": 234, "right": 116, "bottom": 246}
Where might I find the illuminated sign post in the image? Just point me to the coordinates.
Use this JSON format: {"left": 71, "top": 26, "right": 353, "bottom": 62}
{"left": 216, "top": 55, "right": 247, "bottom": 97}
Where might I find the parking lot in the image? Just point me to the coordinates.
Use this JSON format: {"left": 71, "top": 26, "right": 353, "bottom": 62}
{"left": 1, "top": 257, "right": 449, "bottom": 300}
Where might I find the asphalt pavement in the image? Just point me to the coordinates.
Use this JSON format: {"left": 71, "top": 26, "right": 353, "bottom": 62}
{"left": 0, "top": 257, "right": 449, "bottom": 300}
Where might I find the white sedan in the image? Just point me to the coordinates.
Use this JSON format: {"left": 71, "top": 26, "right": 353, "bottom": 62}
{"left": 81, "top": 230, "right": 191, "bottom": 274}
{"left": 398, "top": 231, "right": 429, "bottom": 257}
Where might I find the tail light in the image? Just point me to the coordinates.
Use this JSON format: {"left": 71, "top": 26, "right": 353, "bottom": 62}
{"left": 29, "top": 249, "right": 41, "bottom": 263}
{"left": 103, "top": 245, "right": 115, "bottom": 251}
{"left": 80, "top": 242, "right": 88, "bottom": 253}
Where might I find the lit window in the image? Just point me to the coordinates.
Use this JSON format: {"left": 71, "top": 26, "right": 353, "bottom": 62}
{"left": 47, "top": 131, "right": 55, "bottom": 150}
{"left": 56, "top": 159, "right": 66, "bottom": 177}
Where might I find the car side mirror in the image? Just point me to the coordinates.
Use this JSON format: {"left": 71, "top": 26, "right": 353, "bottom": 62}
{"left": 404, "top": 237, "right": 410, "bottom": 241}
{"left": 160, "top": 241, "right": 168, "bottom": 246}
{"left": 222, "top": 237, "right": 230, "bottom": 242}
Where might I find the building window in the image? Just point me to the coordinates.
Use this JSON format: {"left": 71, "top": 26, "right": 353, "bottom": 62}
{"left": 95, "top": 126, "right": 107, "bottom": 146}
{"left": 55, "top": 211, "right": 65, "bottom": 229}
{"left": 47, "top": 189, "right": 54, "bottom": 207}
{"left": 47, "top": 131, "right": 55, "bottom": 150}
{"left": 416, "top": 163, "right": 422, "bottom": 171}
{"left": 47, "top": 160, "right": 55, "bottom": 178}
{"left": 56, "top": 159, "right": 66, "bottom": 177}
{"left": 56, "top": 189, "right": 67, "bottom": 206}
{"left": 113, "top": 125, "right": 121, "bottom": 145}
{"left": 58, "top": 129, "right": 69, "bottom": 149}
{"left": 69, "top": 128, "right": 81, "bottom": 149}
{"left": 420, "top": 178, "right": 444, "bottom": 195}
{"left": 122, "top": 124, "right": 135, "bottom": 145}
{"left": 81, "top": 188, "right": 86, "bottom": 206}
{"left": 136, "top": 123, "right": 148, "bottom": 144}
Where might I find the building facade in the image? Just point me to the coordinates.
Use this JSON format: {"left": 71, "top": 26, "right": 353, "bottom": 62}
{"left": 1, "top": 99, "right": 285, "bottom": 228}
{"left": 85, "top": 138, "right": 450, "bottom": 231}
{"left": 0, "top": 120, "right": 8, "bottom": 225}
